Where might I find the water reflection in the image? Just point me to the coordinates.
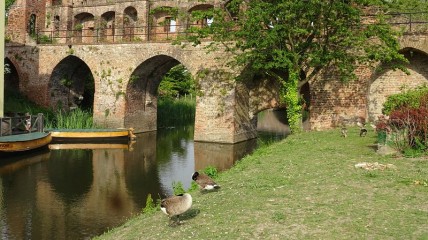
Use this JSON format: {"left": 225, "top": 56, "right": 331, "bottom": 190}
{"left": 0, "top": 109, "right": 288, "bottom": 239}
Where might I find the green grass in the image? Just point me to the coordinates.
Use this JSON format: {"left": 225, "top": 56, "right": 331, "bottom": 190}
{"left": 94, "top": 127, "right": 428, "bottom": 239}
{"left": 157, "top": 97, "right": 195, "bottom": 128}
{"left": 45, "top": 108, "right": 99, "bottom": 129}
{"left": 4, "top": 89, "right": 54, "bottom": 118}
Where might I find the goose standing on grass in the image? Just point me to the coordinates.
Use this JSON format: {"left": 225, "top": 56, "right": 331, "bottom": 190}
{"left": 192, "top": 171, "right": 221, "bottom": 190}
{"left": 160, "top": 193, "right": 192, "bottom": 225}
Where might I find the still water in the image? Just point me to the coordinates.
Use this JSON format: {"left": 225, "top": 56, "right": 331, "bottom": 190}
{"left": 0, "top": 110, "right": 289, "bottom": 239}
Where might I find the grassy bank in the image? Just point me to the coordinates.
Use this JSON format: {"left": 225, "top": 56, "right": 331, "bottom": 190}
{"left": 95, "top": 127, "right": 427, "bottom": 239}
{"left": 157, "top": 97, "right": 195, "bottom": 128}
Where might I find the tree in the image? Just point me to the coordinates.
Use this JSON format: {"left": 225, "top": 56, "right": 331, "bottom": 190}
{"left": 5, "top": 0, "right": 14, "bottom": 10}
{"left": 158, "top": 64, "right": 195, "bottom": 99}
{"left": 185, "top": 0, "right": 409, "bottom": 132}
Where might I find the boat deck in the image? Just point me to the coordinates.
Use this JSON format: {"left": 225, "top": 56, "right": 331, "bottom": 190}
{"left": 0, "top": 132, "right": 49, "bottom": 142}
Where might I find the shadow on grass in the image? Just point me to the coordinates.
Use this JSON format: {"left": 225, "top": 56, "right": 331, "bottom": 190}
{"left": 167, "top": 208, "right": 201, "bottom": 227}
{"left": 200, "top": 188, "right": 221, "bottom": 195}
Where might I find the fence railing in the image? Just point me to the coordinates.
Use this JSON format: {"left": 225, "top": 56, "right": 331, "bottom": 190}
{"left": 36, "top": 24, "right": 205, "bottom": 45}
{"left": 0, "top": 113, "right": 45, "bottom": 137}
{"left": 36, "top": 12, "right": 428, "bottom": 45}
{"left": 365, "top": 11, "right": 428, "bottom": 33}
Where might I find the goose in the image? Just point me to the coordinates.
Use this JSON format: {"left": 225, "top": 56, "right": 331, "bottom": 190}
{"left": 160, "top": 193, "right": 192, "bottom": 225}
{"left": 192, "top": 171, "right": 221, "bottom": 190}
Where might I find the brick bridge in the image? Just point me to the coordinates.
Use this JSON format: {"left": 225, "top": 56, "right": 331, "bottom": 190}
{"left": 4, "top": 0, "right": 428, "bottom": 143}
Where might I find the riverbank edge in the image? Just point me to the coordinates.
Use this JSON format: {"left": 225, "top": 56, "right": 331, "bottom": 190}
{"left": 94, "top": 127, "right": 428, "bottom": 239}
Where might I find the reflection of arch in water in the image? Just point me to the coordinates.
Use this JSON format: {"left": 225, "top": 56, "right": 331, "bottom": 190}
{"left": 194, "top": 139, "right": 257, "bottom": 172}
{"left": 47, "top": 149, "right": 93, "bottom": 204}
{"left": 123, "top": 131, "right": 164, "bottom": 205}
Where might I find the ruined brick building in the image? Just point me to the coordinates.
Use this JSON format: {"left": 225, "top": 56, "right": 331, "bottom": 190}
{"left": 4, "top": 0, "right": 428, "bottom": 143}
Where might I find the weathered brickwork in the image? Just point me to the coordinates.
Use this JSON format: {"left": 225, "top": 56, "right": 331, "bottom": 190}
{"left": 4, "top": 0, "right": 428, "bottom": 142}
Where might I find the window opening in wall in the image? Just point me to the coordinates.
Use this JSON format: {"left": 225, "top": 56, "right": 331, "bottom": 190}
{"left": 207, "top": 17, "right": 213, "bottom": 26}
{"left": 164, "top": 17, "right": 176, "bottom": 32}
{"left": 29, "top": 14, "right": 37, "bottom": 36}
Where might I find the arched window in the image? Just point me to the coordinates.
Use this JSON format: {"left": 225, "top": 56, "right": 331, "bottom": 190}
{"left": 29, "top": 14, "right": 37, "bottom": 36}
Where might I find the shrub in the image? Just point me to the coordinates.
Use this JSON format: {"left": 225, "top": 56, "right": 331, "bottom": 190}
{"left": 377, "top": 86, "right": 428, "bottom": 155}
{"left": 382, "top": 85, "right": 428, "bottom": 115}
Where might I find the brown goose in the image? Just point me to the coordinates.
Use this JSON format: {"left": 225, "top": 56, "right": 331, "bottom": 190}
{"left": 192, "top": 171, "right": 221, "bottom": 190}
{"left": 160, "top": 193, "right": 192, "bottom": 225}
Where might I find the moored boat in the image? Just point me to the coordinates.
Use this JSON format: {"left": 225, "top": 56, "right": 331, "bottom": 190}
{"left": 49, "top": 141, "right": 135, "bottom": 150}
{"left": 0, "top": 132, "right": 52, "bottom": 152}
{"left": 48, "top": 128, "right": 136, "bottom": 142}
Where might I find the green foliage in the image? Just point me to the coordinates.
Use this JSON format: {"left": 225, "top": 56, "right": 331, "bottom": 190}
{"left": 46, "top": 109, "right": 99, "bottom": 129}
{"left": 4, "top": 89, "right": 55, "bottom": 124}
{"left": 6, "top": 0, "right": 15, "bottom": 9}
{"left": 74, "top": 24, "right": 83, "bottom": 31}
{"left": 142, "top": 194, "right": 159, "bottom": 215}
{"left": 157, "top": 97, "right": 195, "bottom": 128}
{"left": 184, "top": 0, "right": 408, "bottom": 133}
{"left": 377, "top": 0, "right": 428, "bottom": 12}
{"left": 377, "top": 86, "right": 428, "bottom": 156}
{"left": 382, "top": 85, "right": 428, "bottom": 115}
{"left": 149, "top": 6, "right": 179, "bottom": 18}
{"left": 158, "top": 64, "right": 195, "bottom": 99}
{"left": 38, "top": 35, "right": 53, "bottom": 44}
{"left": 203, "top": 166, "right": 219, "bottom": 179}
{"left": 172, "top": 181, "right": 186, "bottom": 195}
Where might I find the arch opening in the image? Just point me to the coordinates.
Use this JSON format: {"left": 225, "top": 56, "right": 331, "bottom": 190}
{"left": 100, "top": 11, "right": 116, "bottom": 42}
{"left": 73, "top": 12, "right": 95, "bottom": 43}
{"left": 4, "top": 58, "right": 19, "bottom": 92}
{"left": 189, "top": 4, "right": 214, "bottom": 27}
{"left": 125, "top": 55, "right": 195, "bottom": 132}
{"left": 151, "top": 7, "right": 178, "bottom": 41}
{"left": 49, "top": 55, "right": 95, "bottom": 111}
{"left": 368, "top": 48, "right": 428, "bottom": 122}
{"left": 123, "top": 7, "right": 138, "bottom": 41}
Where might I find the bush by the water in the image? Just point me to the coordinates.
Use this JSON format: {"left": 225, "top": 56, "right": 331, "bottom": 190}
{"left": 157, "top": 97, "right": 195, "bottom": 128}
{"left": 46, "top": 109, "right": 99, "bottom": 129}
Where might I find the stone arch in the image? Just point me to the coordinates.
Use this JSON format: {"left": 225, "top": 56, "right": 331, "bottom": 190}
{"left": 188, "top": 4, "right": 214, "bottom": 27}
{"left": 100, "top": 11, "right": 116, "bottom": 42}
{"left": 124, "top": 55, "right": 184, "bottom": 132}
{"left": 4, "top": 57, "right": 20, "bottom": 92}
{"left": 49, "top": 55, "right": 95, "bottom": 111}
{"left": 367, "top": 47, "right": 428, "bottom": 122}
{"left": 123, "top": 6, "right": 138, "bottom": 41}
{"left": 74, "top": 12, "right": 95, "bottom": 43}
{"left": 150, "top": 7, "right": 179, "bottom": 41}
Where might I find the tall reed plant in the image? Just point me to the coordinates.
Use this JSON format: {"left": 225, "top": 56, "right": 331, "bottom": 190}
{"left": 157, "top": 97, "right": 195, "bottom": 128}
{"left": 46, "top": 109, "right": 99, "bottom": 129}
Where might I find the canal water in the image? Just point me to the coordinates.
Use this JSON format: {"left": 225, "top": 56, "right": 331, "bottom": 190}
{"left": 0, "top": 110, "right": 289, "bottom": 239}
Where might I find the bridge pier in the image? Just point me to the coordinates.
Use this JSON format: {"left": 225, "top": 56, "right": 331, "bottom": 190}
{"left": 193, "top": 69, "right": 258, "bottom": 143}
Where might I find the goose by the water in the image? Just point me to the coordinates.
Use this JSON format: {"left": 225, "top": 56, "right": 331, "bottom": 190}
{"left": 192, "top": 171, "right": 221, "bottom": 190}
{"left": 160, "top": 193, "right": 192, "bottom": 225}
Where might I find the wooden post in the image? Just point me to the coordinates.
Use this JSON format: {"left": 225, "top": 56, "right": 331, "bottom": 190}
{"left": 37, "top": 113, "right": 44, "bottom": 132}
{"left": 0, "top": 0, "right": 5, "bottom": 117}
